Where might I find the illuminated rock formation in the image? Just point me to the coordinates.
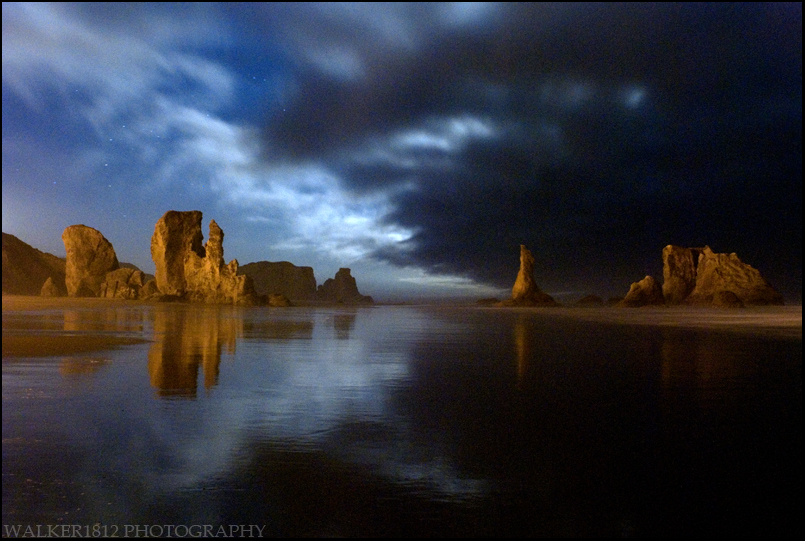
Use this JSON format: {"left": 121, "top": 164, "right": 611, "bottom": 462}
{"left": 239, "top": 261, "right": 317, "bottom": 301}
{"left": 662, "top": 245, "right": 700, "bottom": 304}
{"left": 100, "top": 268, "right": 146, "bottom": 300}
{"left": 2, "top": 233, "right": 67, "bottom": 296}
{"left": 40, "top": 277, "right": 64, "bottom": 297}
{"left": 500, "top": 245, "right": 557, "bottom": 306}
{"left": 62, "top": 225, "right": 120, "bottom": 297}
{"left": 618, "top": 275, "right": 665, "bottom": 307}
{"left": 316, "top": 268, "right": 373, "bottom": 304}
{"left": 150, "top": 210, "right": 257, "bottom": 304}
{"left": 663, "top": 245, "right": 783, "bottom": 306}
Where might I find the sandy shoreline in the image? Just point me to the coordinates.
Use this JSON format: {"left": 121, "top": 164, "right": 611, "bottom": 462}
{"left": 2, "top": 295, "right": 800, "bottom": 359}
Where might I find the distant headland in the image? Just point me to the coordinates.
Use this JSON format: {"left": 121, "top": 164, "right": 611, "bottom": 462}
{"left": 2, "top": 211, "right": 783, "bottom": 308}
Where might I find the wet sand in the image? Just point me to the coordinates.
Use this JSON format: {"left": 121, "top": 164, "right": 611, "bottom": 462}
{"left": 2, "top": 295, "right": 149, "bottom": 357}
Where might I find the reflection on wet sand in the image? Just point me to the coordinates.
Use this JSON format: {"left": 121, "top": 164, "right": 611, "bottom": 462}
{"left": 63, "top": 307, "right": 145, "bottom": 333}
{"left": 333, "top": 312, "right": 356, "bottom": 340}
{"left": 59, "top": 357, "right": 110, "bottom": 376}
{"left": 514, "top": 317, "right": 529, "bottom": 386}
{"left": 148, "top": 306, "right": 243, "bottom": 397}
{"left": 660, "top": 330, "right": 754, "bottom": 397}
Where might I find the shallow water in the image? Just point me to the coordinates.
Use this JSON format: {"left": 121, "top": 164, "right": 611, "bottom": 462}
{"left": 2, "top": 299, "right": 802, "bottom": 536}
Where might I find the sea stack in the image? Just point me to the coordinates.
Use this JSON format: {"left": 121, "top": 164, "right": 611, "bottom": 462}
{"left": 62, "top": 225, "right": 120, "bottom": 297}
{"left": 618, "top": 275, "right": 665, "bottom": 307}
{"left": 239, "top": 261, "right": 317, "bottom": 301}
{"left": 316, "top": 268, "right": 373, "bottom": 304}
{"left": 150, "top": 210, "right": 257, "bottom": 304}
{"left": 662, "top": 245, "right": 783, "bottom": 306}
{"left": 500, "top": 245, "right": 557, "bottom": 306}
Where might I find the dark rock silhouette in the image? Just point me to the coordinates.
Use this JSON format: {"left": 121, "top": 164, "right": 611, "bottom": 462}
{"left": 62, "top": 225, "right": 119, "bottom": 297}
{"left": 663, "top": 245, "right": 783, "bottom": 306}
{"left": 575, "top": 294, "right": 604, "bottom": 306}
{"left": 151, "top": 211, "right": 257, "bottom": 304}
{"left": 618, "top": 276, "right": 665, "bottom": 307}
{"left": 266, "top": 293, "right": 293, "bottom": 307}
{"left": 100, "top": 268, "right": 146, "bottom": 300}
{"left": 711, "top": 290, "right": 746, "bottom": 308}
{"left": 239, "top": 261, "right": 317, "bottom": 301}
{"left": 317, "top": 268, "right": 373, "bottom": 304}
{"left": 500, "top": 245, "right": 557, "bottom": 306}
{"left": 2, "top": 232, "right": 66, "bottom": 296}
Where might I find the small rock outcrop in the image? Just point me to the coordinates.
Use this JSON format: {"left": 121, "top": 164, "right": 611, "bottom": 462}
{"left": 40, "top": 277, "right": 65, "bottom": 297}
{"left": 575, "top": 294, "right": 604, "bottom": 306}
{"left": 239, "top": 261, "right": 317, "bottom": 301}
{"left": 100, "top": 268, "right": 146, "bottom": 300}
{"left": 618, "top": 276, "right": 665, "bottom": 307}
{"left": 150, "top": 211, "right": 257, "bottom": 304}
{"left": 663, "top": 245, "right": 783, "bottom": 306}
{"left": 316, "top": 268, "right": 373, "bottom": 304}
{"left": 500, "top": 245, "right": 557, "bottom": 306}
{"left": 2, "top": 232, "right": 66, "bottom": 296}
{"left": 266, "top": 293, "right": 293, "bottom": 307}
{"left": 62, "top": 225, "right": 120, "bottom": 297}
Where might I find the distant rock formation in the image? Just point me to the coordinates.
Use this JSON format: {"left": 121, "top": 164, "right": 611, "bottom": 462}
{"left": 2, "top": 233, "right": 66, "bottom": 296}
{"left": 150, "top": 211, "right": 257, "bottom": 304}
{"left": 316, "top": 268, "right": 373, "bottom": 304}
{"left": 575, "top": 294, "right": 604, "bottom": 306}
{"left": 100, "top": 268, "right": 146, "bottom": 300}
{"left": 663, "top": 245, "right": 783, "bottom": 306}
{"left": 500, "top": 245, "right": 557, "bottom": 306}
{"left": 618, "top": 276, "right": 665, "bottom": 307}
{"left": 266, "top": 293, "right": 293, "bottom": 307}
{"left": 62, "top": 225, "right": 120, "bottom": 297}
{"left": 239, "top": 261, "right": 317, "bottom": 300}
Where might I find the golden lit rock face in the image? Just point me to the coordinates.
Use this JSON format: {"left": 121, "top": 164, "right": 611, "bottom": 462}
{"left": 662, "top": 245, "right": 700, "bottom": 304}
{"left": 686, "top": 246, "right": 783, "bottom": 306}
{"left": 151, "top": 210, "right": 256, "bottom": 304}
{"left": 151, "top": 210, "right": 205, "bottom": 296}
{"left": 512, "top": 245, "right": 537, "bottom": 301}
{"left": 62, "top": 225, "right": 120, "bottom": 297}
{"left": 502, "top": 245, "right": 557, "bottom": 306}
{"left": 619, "top": 275, "right": 665, "bottom": 307}
{"left": 662, "top": 245, "right": 783, "bottom": 306}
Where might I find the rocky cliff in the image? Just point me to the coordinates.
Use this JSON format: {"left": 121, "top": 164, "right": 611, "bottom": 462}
{"left": 316, "top": 268, "right": 373, "bottom": 304}
{"left": 500, "top": 245, "right": 557, "bottom": 306}
{"left": 2, "top": 233, "right": 66, "bottom": 296}
{"left": 618, "top": 275, "right": 665, "bottom": 307}
{"left": 150, "top": 211, "right": 257, "bottom": 304}
{"left": 239, "top": 261, "right": 317, "bottom": 300}
{"left": 663, "top": 245, "right": 783, "bottom": 306}
{"left": 62, "top": 225, "right": 120, "bottom": 297}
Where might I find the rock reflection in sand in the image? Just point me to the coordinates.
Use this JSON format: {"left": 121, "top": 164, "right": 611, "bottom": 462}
{"left": 1, "top": 297, "right": 801, "bottom": 536}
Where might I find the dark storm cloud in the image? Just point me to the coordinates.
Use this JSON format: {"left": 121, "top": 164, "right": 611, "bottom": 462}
{"left": 254, "top": 3, "right": 801, "bottom": 297}
{"left": 3, "top": 3, "right": 800, "bottom": 300}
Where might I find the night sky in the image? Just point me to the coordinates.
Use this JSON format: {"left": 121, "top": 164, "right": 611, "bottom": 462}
{"left": 2, "top": 3, "right": 801, "bottom": 301}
